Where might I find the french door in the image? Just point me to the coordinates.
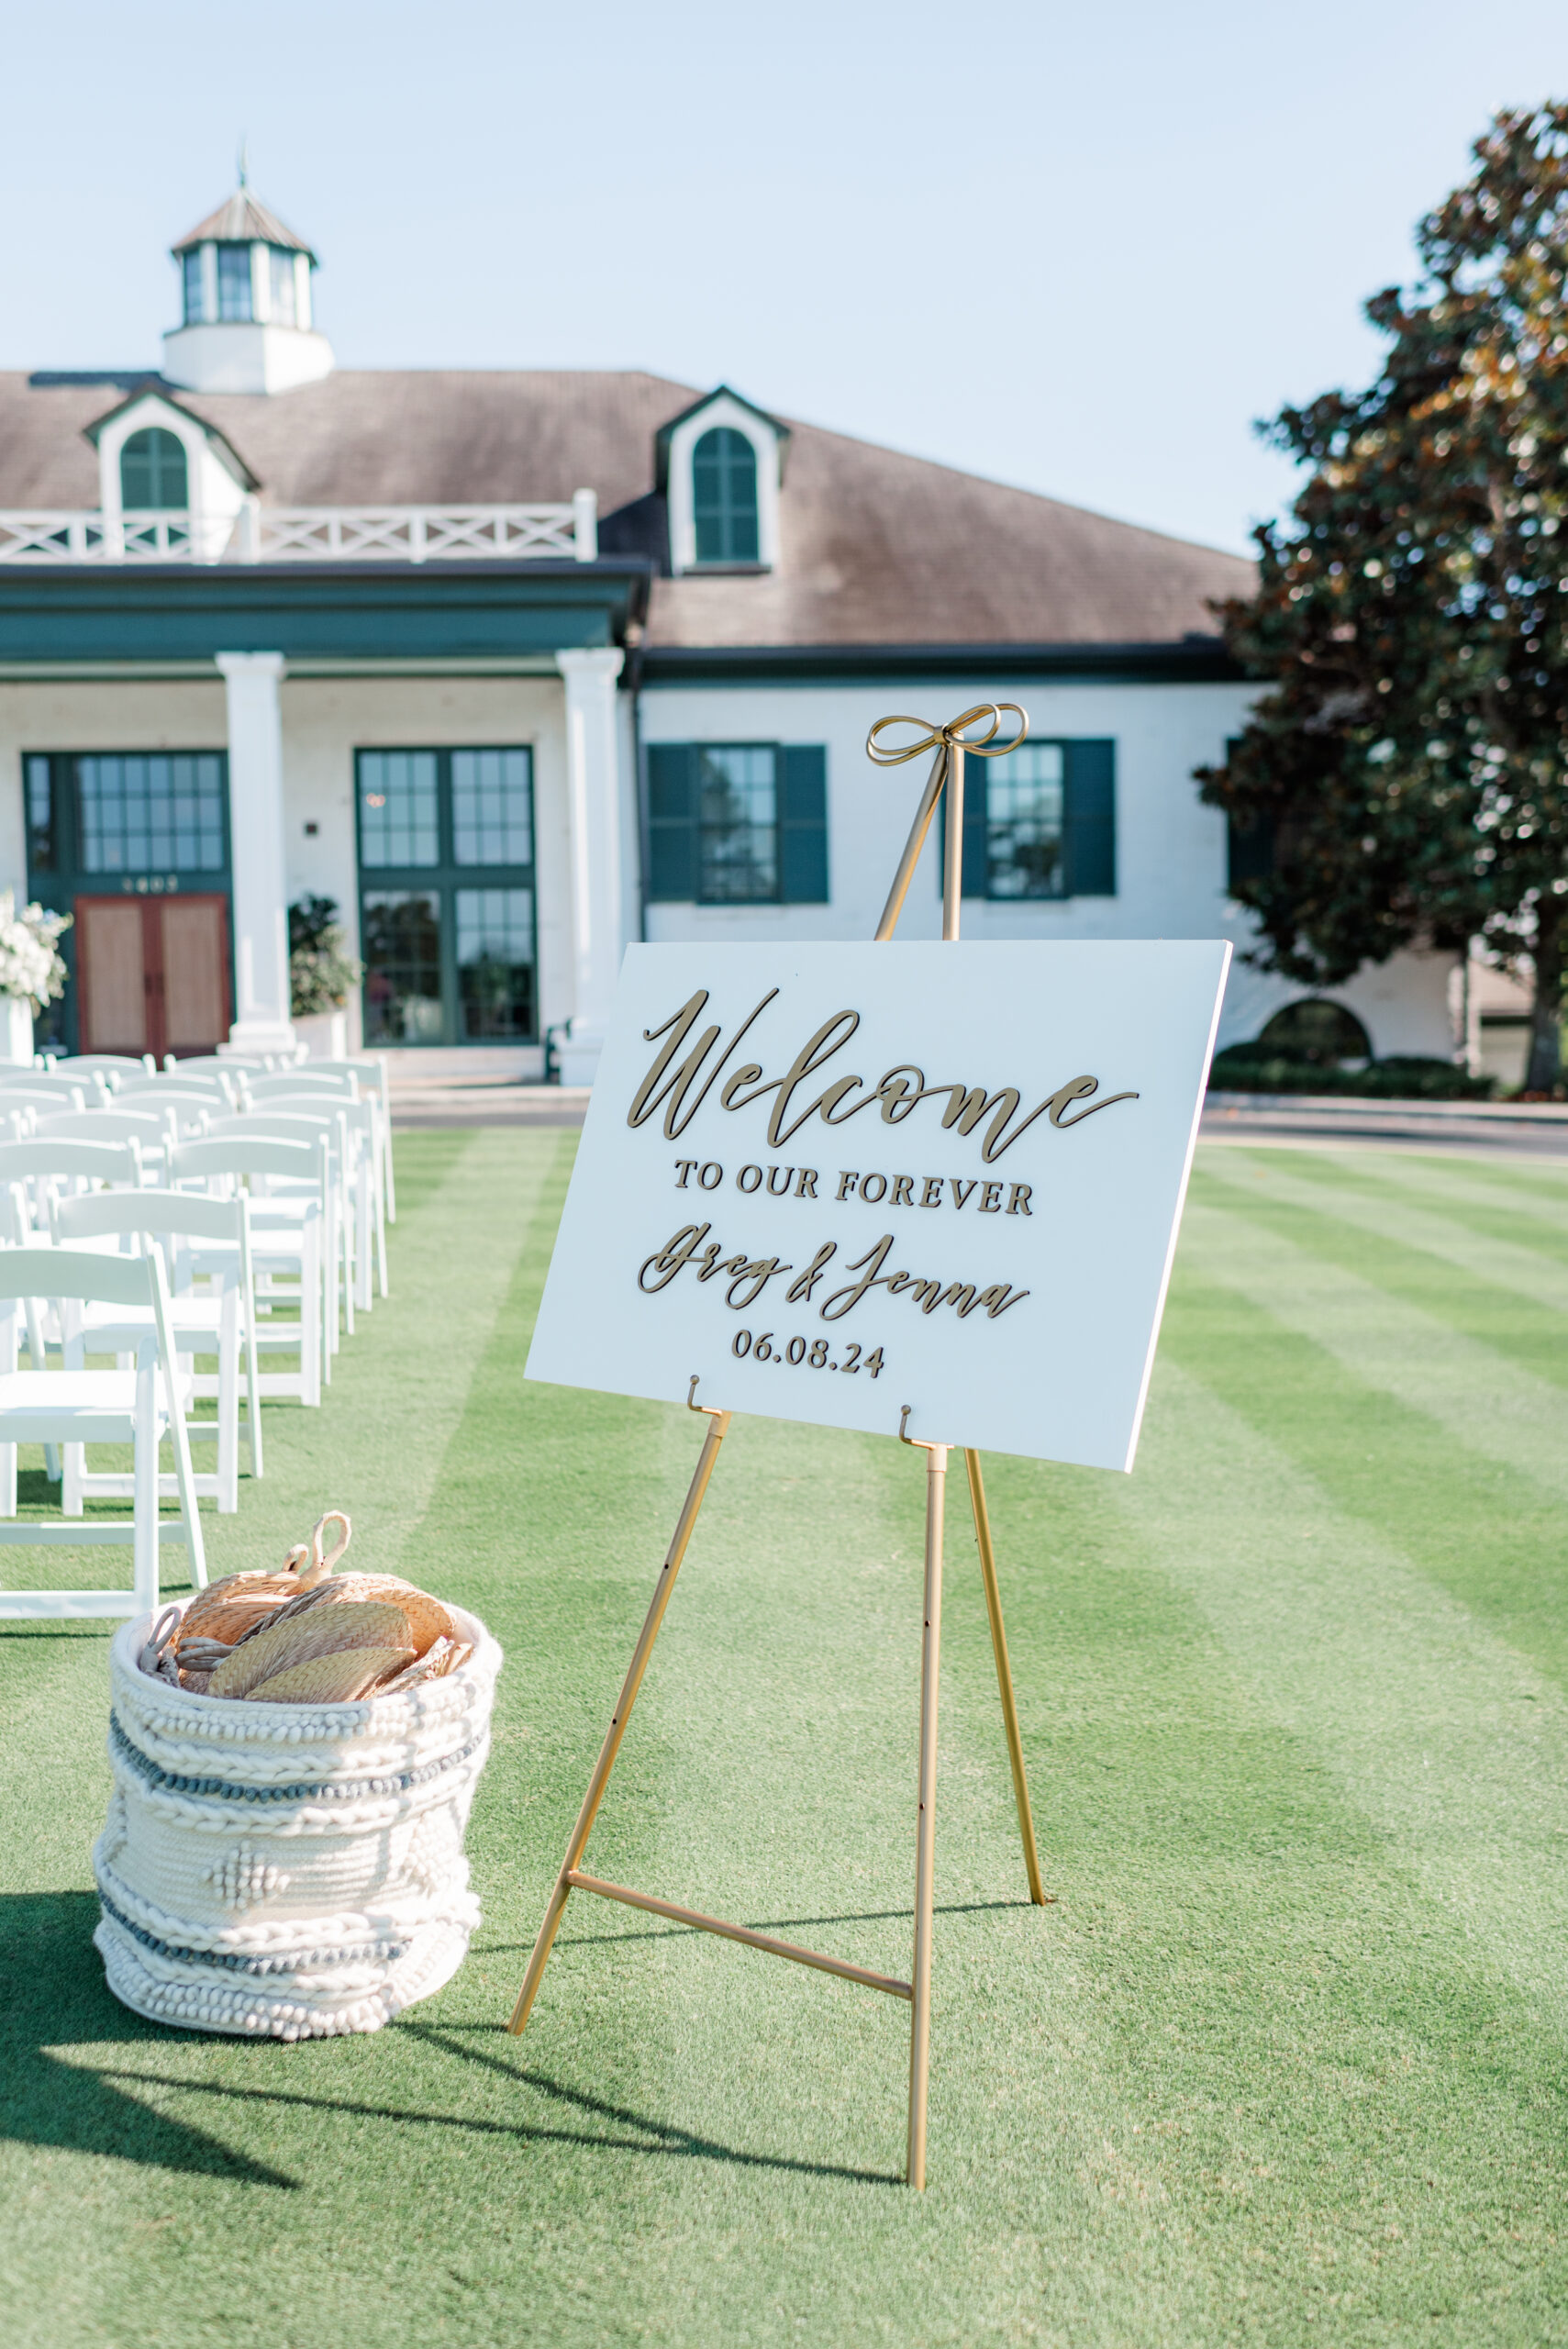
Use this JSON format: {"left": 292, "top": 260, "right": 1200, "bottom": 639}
{"left": 24, "top": 751, "right": 233, "bottom": 1056}
{"left": 356, "top": 747, "right": 537, "bottom": 1046}
{"left": 74, "top": 894, "right": 231, "bottom": 1059}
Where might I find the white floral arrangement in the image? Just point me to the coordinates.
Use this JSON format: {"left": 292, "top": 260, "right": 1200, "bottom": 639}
{"left": 0, "top": 893, "right": 71, "bottom": 1009}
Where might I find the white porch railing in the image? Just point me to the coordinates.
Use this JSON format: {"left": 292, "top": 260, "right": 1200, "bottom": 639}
{"left": 0, "top": 490, "right": 598, "bottom": 566}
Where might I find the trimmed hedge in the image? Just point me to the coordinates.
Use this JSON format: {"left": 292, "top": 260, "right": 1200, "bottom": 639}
{"left": 1208, "top": 1050, "right": 1495, "bottom": 1100}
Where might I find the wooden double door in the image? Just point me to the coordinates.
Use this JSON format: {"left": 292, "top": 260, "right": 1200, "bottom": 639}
{"left": 75, "top": 895, "right": 231, "bottom": 1060}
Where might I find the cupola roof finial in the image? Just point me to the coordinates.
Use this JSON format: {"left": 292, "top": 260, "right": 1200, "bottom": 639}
{"left": 171, "top": 181, "right": 317, "bottom": 264}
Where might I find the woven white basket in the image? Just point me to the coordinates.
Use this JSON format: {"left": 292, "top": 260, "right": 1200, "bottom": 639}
{"left": 94, "top": 1599, "right": 500, "bottom": 2039}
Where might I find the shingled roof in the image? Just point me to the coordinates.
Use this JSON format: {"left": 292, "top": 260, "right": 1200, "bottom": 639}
{"left": 0, "top": 368, "right": 1252, "bottom": 651}
{"left": 171, "top": 189, "right": 315, "bottom": 259}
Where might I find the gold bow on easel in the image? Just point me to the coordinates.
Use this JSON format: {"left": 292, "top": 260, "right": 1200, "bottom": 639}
{"left": 865, "top": 702, "right": 1029, "bottom": 941}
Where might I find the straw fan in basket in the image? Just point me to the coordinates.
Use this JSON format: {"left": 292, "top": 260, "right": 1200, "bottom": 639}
{"left": 94, "top": 1512, "right": 501, "bottom": 2040}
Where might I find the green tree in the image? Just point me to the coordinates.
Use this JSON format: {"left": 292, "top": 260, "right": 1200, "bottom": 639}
{"left": 1200, "top": 102, "right": 1568, "bottom": 1092}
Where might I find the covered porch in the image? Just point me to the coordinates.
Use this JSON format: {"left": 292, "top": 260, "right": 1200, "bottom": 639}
{"left": 0, "top": 555, "right": 648, "bottom": 1083}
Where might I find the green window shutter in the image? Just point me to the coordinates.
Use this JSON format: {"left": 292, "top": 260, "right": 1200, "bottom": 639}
{"left": 1063, "top": 740, "right": 1116, "bottom": 896}
{"left": 1226, "top": 806, "right": 1274, "bottom": 888}
{"left": 646, "top": 743, "right": 698, "bottom": 901}
{"left": 778, "top": 745, "right": 828, "bottom": 902}
{"left": 961, "top": 751, "right": 988, "bottom": 897}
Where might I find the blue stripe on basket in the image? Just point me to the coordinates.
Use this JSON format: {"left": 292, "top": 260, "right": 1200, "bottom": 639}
{"left": 97, "top": 1888, "right": 413, "bottom": 1976}
{"left": 108, "top": 1713, "right": 482, "bottom": 1805}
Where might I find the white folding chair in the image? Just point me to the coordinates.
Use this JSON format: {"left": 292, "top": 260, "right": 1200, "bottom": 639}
{"left": 338, "top": 1094, "right": 387, "bottom": 1306}
{"left": 101, "top": 1084, "right": 224, "bottom": 1139}
{"left": 168, "top": 1136, "right": 325, "bottom": 1408}
{"left": 0, "top": 1186, "right": 59, "bottom": 1480}
{"left": 119, "top": 1073, "right": 237, "bottom": 1112}
{"left": 169, "top": 1054, "right": 273, "bottom": 1075}
{"left": 0, "top": 1138, "right": 147, "bottom": 1241}
{"left": 0, "top": 1244, "right": 206, "bottom": 1619}
{"left": 202, "top": 1109, "right": 352, "bottom": 1346}
{"left": 35, "top": 1108, "right": 180, "bottom": 1183}
{"left": 268, "top": 1056, "right": 395, "bottom": 1223}
{"left": 52, "top": 1190, "right": 262, "bottom": 1515}
{"left": 0, "top": 1081, "right": 90, "bottom": 1116}
{"left": 44, "top": 1052, "right": 156, "bottom": 1085}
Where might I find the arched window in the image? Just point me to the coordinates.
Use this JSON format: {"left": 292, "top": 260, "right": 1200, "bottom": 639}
{"left": 1255, "top": 997, "right": 1371, "bottom": 1065}
{"left": 120, "top": 429, "right": 188, "bottom": 512}
{"left": 692, "top": 427, "right": 759, "bottom": 563}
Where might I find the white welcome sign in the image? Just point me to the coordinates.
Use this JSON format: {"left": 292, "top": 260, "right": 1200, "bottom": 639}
{"left": 528, "top": 940, "right": 1229, "bottom": 1473}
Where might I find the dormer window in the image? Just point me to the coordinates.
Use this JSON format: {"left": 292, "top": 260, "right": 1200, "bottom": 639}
{"left": 120, "top": 428, "right": 187, "bottom": 512}
{"left": 657, "top": 387, "right": 789, "bottom": 576}
{"left": 217, "top": 244, "right": 253, "bottom": 322}
{"left": 693, "top": 429, "right": 759, "bottom": 564}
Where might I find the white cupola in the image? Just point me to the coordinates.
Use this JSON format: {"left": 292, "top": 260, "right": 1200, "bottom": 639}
{"left": 161, "top": 175, "right": 333, "bottom": 396}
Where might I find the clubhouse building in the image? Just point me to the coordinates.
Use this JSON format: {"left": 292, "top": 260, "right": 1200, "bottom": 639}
{"left": 0, "top": 181, "right": 1460, "bottom": 1080}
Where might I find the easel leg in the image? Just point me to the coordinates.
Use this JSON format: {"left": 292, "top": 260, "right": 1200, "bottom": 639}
{"left": 906, "top": 1440, "right": 947, "bottom": 2190}
{"left": 508, "top": 1403, "right": 732, "bottom": 2036}
{"left": 964, "top": 1448, "right": 1046, "bottom": 1907}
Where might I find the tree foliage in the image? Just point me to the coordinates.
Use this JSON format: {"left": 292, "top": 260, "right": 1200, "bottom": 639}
{"left": 1199, "top": 103, "right": 1568, "bottom": 1090}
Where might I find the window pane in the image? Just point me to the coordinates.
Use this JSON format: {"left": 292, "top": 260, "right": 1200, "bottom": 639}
{"left": 452, "top": 748, "right": 532, "bottom": 866}
{"left": 359, "top": 751, "right": 439, "bottom": 866}
{"left": 697, "top": 746, "right": 776, "bottom": 902}
{"left": 985, "top": 743, "right": 1065, "bottom": 899}
{"left": 268, "top": 246, "right": 296, "bottom": 326}
{"left": 76, "top": 752, "right": 225, "bottom": 874}
{"left": 456, "top": 888, "right": 535, "bottom": 1039}
{"left": 120, "top": 429, "right": 187, "bottom": 513}
{"left": 361, "top": 891, "right": 444, "bottom": 1043}
{"left": 26, "top": 756, "right": 53, "bottom": 872}
{"left": 693, "top": 427, "right": 760, "bottom": 563}
{"left": 183, "top": 249, "right": 206, "bottom": 325}
{"left": 217, "top": 243, "right": 252, "bottom": 321}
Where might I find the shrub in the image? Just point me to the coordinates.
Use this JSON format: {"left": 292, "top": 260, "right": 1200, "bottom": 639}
{"left": 289, "top": 896, "right": 363, "bottom": 1017}
{"left": 1208, "top": 1047, "right": 1494, "bottom": 1100}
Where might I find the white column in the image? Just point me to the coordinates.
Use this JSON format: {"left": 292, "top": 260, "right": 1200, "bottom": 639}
{"left": 556, "top": 646, "right": 627, "bottom": 1086}
{"left": 216, "top": 651, "right": 295, "bottom": 1055}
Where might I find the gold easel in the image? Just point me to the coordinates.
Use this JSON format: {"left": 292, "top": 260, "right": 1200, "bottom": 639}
{"left": 507, "top": 705, "right": 1048, "bottom": 2188}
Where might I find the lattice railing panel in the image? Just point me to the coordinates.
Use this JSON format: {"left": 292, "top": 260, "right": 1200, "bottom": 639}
{"left": 251, "top": 506, "right": 582, "bottom": 562}
{"left": 0, "top": 512, "right": 110, "bottom": 562}
{"left": 0, "top": 503, "right": 589, "bottom": 564}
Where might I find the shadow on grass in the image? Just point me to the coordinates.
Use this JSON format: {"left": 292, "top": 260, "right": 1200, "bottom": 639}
{"left": 1, "top": 1896, "right": 901, "bottom": 2191}
{"left": 88, "top": 2035, "right": 903, "bottom": 2188}
{"left": 531, "top": 1895, "right": 1039, "bottom": 1954}
{"left": 0, "top": 1892, "right": 297, "bottom": 2187}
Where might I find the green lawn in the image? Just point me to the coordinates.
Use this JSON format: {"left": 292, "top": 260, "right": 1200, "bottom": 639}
{"left": 2, "top": 1131, "right": 1565, "bottom": 2348}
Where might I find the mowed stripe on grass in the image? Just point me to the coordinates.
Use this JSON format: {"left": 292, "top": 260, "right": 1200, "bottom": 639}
{"left": 1, "top": 1133, "right": 1565, "bottom": 2348}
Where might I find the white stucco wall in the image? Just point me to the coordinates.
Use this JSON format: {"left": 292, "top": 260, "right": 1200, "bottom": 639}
{"left": 639, "top": 677, "right": 1458, "bottom": 1061}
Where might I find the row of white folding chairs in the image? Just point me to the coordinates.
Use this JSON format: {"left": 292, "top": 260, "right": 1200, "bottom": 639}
{"left": 0, "top": 1112, "right": 349, "bottom": 1420}
{"left": 0, "top": 1153, "right": 306, "bottom": 1617}
{"left": 0, "top": 1236, "right": 208, "bottom": 1618}
{"left": 0, "top": 1062, "right": 392, "bottom": 1323}
{"left": 0, "top": 1061, "right": 396, "bottom": 1620}
{"left": 0, "top": 1132, "right": 332, "bottom": 1406}
{"left": 38, "top": 1052, "right": 396, "bottom": 1225}
{"left": 40, "top": 1052, "right": 396, "bottom": 1257}
{"left": 0, "top": 1064, "right": 393, "bottom": 1419}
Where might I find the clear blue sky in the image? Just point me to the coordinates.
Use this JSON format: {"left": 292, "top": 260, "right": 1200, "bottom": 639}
{"left": 4, "top": 1, "right": 1563, "bottom": 555}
